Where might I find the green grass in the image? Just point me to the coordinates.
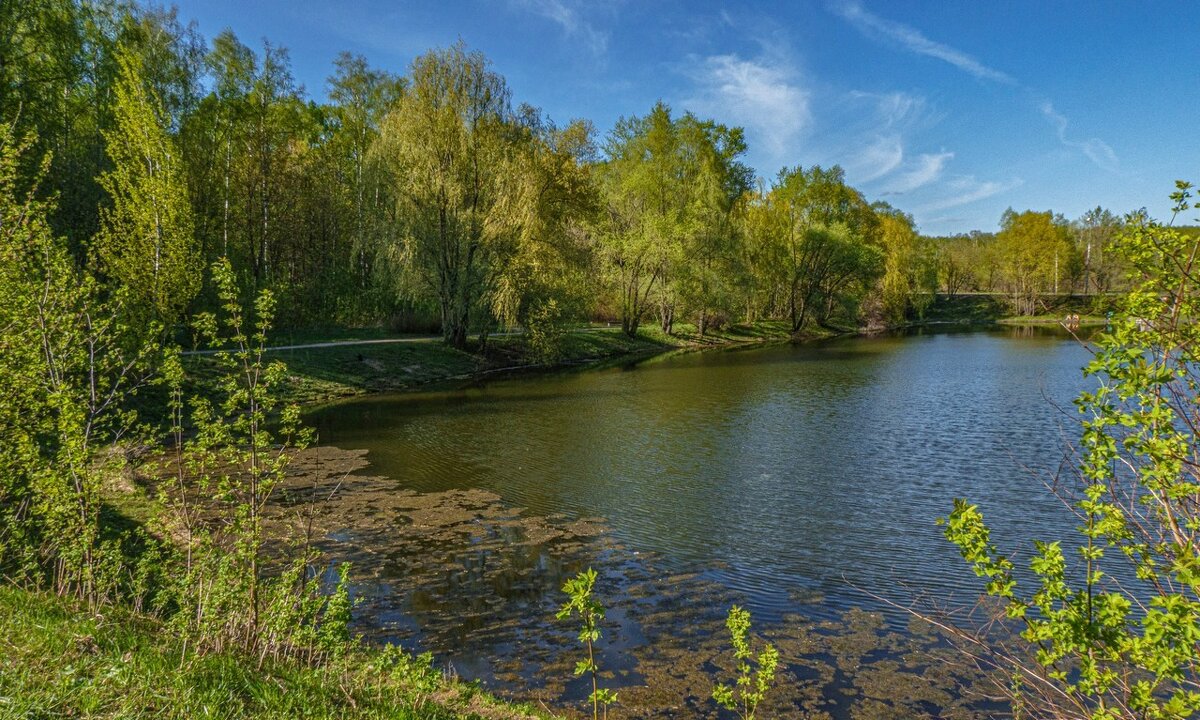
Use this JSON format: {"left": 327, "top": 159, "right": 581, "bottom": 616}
{"left": 922, "top": 294, "right": 1118, "bottom": 326}
{"left": 183, "top": 323, "right": 795, "bottom": 409}
{"left": 0, "top": 586, "right": 548, "bottom": 720}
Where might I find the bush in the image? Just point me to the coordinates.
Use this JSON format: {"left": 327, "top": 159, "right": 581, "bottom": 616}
{"left": 943, "top": 182, "right": 1200, "bottom": 719}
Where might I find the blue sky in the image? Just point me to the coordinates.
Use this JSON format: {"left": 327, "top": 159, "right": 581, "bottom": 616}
{"left": 169, "top": 0, "right": 1198, "bottom": 235}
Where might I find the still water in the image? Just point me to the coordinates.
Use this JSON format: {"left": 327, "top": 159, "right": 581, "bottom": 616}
{"left": 306, "top": 326, "right": 1094, "bottom": 715}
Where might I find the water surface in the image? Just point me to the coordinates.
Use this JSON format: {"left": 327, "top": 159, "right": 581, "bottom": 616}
{"left": 306, "top": 326, "right": 1094, "bottom": 715}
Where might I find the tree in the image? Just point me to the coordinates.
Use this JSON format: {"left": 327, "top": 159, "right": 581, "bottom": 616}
{"left": 671, "top": 114, "right": 752, "bottom": 335}
{"left": 933, "top": 233, "right": 993, "bottom": 297}
{"left": 1075, "top": 206, "right": 1124, "bottom": 295}
{"left": 942, "top": 182, "right": 1200, "bottom": 719}
{"left": 486, "top": 110, "right": 598, "bottom": 356}
{"left": 745, "top": 166, "right": 882, "bottom": 332}
{"left": 595, "top": 102, "right": 681, "bottom": 336}
{"left": 595, "top": 102, "right": 751, "bottom": 336}
{"left": 326, "top": 52, "right": 404, "bottom": 316}
{"left": 95, "top": 46, "right": 200, "bottom": 325}
{"left": 995, "top": 209, "right": 1074, "bottom": 315}
{"left": 371, "top": 42, "right": 513, "bottom": 348}
{"left": 875, "top": 206, "right": 937, "bottom": 324}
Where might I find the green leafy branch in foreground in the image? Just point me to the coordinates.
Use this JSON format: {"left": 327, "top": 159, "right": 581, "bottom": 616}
{"left": 941, "top": 181, "right": 1200, "bottom": 720}
{"left": 712, "top": 605, "right": 780, "bottom": 720}
{"left": 557, "top": 568, "right": 618, "bottom": 720}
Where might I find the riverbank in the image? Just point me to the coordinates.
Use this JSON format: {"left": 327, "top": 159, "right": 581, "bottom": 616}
{"left": 182, "top": 297, "right": 1106, "bottom": 411}
{"left": 920, "top": 293, "right": 1115, "bottom": 326}
{"left": 0, "top": 585, "right": 551, "bottom": 720}
{"left": 183, "top": 321, "right": 797, "bottom": 408}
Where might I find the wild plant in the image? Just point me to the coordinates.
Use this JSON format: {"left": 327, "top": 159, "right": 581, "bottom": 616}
{"left": 0, "top": 124, "right": 162, "bottom": 605}
{"left": 163, "top": 258, "right": 351, "bottom": 660}
{"left": 941, "top": 182, "right": 1200, "bottom": 719}
{"left": 557, "top": 567, "right": 618, "bottom": 720}
{"left": 712, "top": 604, "right": 780, "bottom": 720}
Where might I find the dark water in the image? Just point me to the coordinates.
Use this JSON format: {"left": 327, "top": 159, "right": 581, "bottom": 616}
{"left": 307, "top": 326, "right": 1095, "bottom": 713}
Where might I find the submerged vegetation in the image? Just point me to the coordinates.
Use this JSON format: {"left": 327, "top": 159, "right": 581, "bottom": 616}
{"left": 3, "top": 0, "right": 1200, "bottom": 718}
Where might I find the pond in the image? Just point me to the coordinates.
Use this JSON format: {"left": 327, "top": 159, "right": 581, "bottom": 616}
{"left": 303, "top": 326, "right": 1096, "bottom": 718}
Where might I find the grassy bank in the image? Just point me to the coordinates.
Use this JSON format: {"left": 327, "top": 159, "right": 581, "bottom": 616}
{"left": 0, "top": 585, "right": 548, "bottom": 720}
{"left": 920, "top": 293, "right": 1117, "bottom": 327}
{"left": 184, "top": 321, "right": 796, "bottom": 407}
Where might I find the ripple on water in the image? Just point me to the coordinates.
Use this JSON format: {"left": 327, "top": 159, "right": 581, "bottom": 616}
{"left": 300, "top": 328, "right": 1098, "bottom": 717}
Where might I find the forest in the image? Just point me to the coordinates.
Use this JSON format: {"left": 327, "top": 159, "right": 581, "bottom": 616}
{"left": 2, "top": 1, "right": 1141, "bottom": 355}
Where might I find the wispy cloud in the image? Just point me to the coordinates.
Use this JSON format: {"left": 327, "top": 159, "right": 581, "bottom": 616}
{"left": 838, "top": 91, "right": 949, "bottom": 190}
{"left": 850, "top": 134, "right": 904, "bottom": 182}
{"left": 684, "top": 52, "right": 811, "bottom": 165}
{"left": 511, "top": 0, "right": 608, "bottom": 55}
{"left": 921, "top": 176, "right": 1023, "bottom": 212}
{"left": 1040, "top": 101, "right": 1119, "bottom": 173}
{"left": 832, "top": 2, "right": 1118, "bottom": 176}
{"left": 884, "top": 151, "right": 954, "bottom": 194}
{"left": 830, "top": 0, "right": 1015, "bottom": 84}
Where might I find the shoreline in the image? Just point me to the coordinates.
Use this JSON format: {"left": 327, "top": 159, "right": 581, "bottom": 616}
{"left": 183, "top": 290, "right": 1109, "bottom": 412}
{"left": 184, "top": 321, "right": 804, "bottom": 410}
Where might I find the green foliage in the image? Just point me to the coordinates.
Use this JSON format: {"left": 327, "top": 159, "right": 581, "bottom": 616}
{"left": 712, "top": 605, "right": 780, "bottom": 720}
{"left": 371, "top": 43, "right": 595, "bottom": 348}
{"left": 876, "top": 208, "right": 938, "bottom": 324}
{"left": 0, "top": 124, "right": 162, "bottom": 603}
{"left": 596, "top": 101, "right": 752, "bottom": 336}
{"left": 942, "top": 182, "right": 1200, "bottom": 719}
{"left": 95, "top": 44, "right": 200, "bottom": 326}
{"left": 557, "top": 568, "right": 618, "bottom": 720}
{"left": 743, "top": 165, "right": 884, "bottom": 332}
{"left": 160, "top": 257, "right": 354, "bottom": 660}
{"left": 994, "top": 209, "right": 1076, "bottom": 315}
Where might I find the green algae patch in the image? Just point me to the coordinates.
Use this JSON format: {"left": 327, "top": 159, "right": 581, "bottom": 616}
{"left": 275, "top": 447, "right": 1002, "bottom": 719}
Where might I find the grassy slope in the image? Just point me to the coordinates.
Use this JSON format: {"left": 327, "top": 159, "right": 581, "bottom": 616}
{"left": 0, "top": 586, "right": 548, "bottom": 720}
{"left": 184, "top": 322, "right": 796, "bottom": 407}
{"left": 51, "top": 321, "right": 790, "bottom": 719}
{"left": 921, "top": 294, "right": 1117, "bottom": 326}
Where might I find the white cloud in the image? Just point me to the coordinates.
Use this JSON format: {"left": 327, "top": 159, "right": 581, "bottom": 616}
{"left": 831, "top": 0, "right": 1015, "bottom": 84}
{"left": 849, "top": 134, "right": 904, "bottom": 182}
{"left": 884, "top": 151, "right": 954, "bottom": 194}
{"left": 1040, "top": 101, "right": 1119, "bottom": 173}
{"left": 921, "top": 176, "right": 1023, "bottom": 212}
{"left": 836, "top": 91, "right": 949, "bottom": 190}
{"left": 831, "top": 3, "right": 1118, "bottom": 180}
{"left": 685, "top": 52, "right": 811, "bottom": 163}
{"left": 512, "top": 0, "right": 608, "bottom": 55}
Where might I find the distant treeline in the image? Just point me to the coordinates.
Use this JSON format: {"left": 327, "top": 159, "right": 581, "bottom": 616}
{"left": 3, "top": 2, "right": 1171, "bottom": 347}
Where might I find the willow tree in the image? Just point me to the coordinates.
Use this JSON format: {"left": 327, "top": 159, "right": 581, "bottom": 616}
{"left": 371, "top": 43, "right": 514, "bottom": 348}
{"left": 95, "top": 46, "right": 199, "bottom": 326}
{"left": 875, "top": 206, "right": 937, "bottom": 324}
{"left": 746, "top": 165, "right": 882, "bottom": 331}
{"left": 487, "top": 111, "right": 598, "bottom": 357}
